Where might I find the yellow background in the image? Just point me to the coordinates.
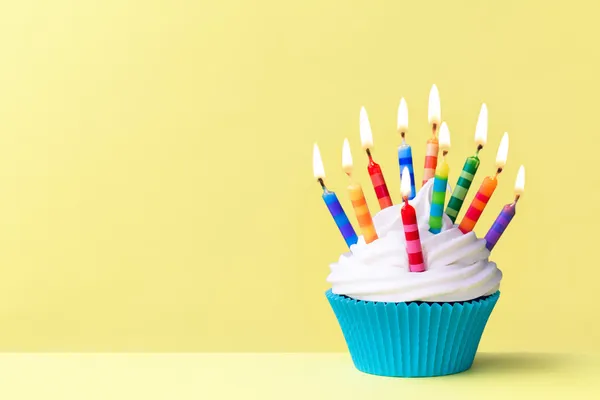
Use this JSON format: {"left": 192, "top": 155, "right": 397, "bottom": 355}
{"left": 0, "top": 0, "right": 597, "bottom": 352}
{"left": 0, "top": 354, "right": 597, "bottom": 399}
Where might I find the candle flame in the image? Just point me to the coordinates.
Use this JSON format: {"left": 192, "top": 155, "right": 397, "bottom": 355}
{"left": 439, "top": 122, "right": 451, "bottom": 151}
{"left": 401, "top": 167, "right": 412, "bottom": 198}
{"left": 495, "top": 132, "right": 509, "bottom": 168}
{"left": 428, "top": 84, "right": 441, "bottom": 127}
{"left": 515, "top": 165, "right": 525, "bottom": 195}
{"left": 359, "top": 106, "right": 373, "bottom": 149}
{"left": 342, "top": 138, "right": 353, "bottom": 174}
{"left": 397, "top": 98, "right": 408, "bottom": 132}
{"left": 474, "top": 103, "right": 488, "bottom": 147}
{"left": 312, "top": 143, "right": 325, "bottom": 179}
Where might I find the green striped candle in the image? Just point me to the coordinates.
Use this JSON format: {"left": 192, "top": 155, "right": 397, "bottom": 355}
{"left": 445, "top": 104, "right": 488, "bottom": 223}
{"left": 445, "top": 152, "right": 480, "bottom": 223}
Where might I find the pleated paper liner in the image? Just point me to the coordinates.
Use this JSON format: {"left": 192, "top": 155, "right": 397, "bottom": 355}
{"left": 326, "top": 289, "right": 500, "bottom": 377}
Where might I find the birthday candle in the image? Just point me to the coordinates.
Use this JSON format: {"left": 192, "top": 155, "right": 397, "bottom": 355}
{"left": 429, "top": 122, "right": 451, "bottom": 234}
{"left": 458, "top": 133, "right": 509, "bottom": 234}
{"left": 401, "top": 167, "right": 425, "bottom": 272}
{"left": 360, "top": 107, "right": 393, "bottom": 210}
{"left": 313, "top": 144, "right": 358, "bottom": 247}
{"left": 445, "top": 104, "right": 488, "bottom": 223}
{"left": 397, "top": 98, "right": 416, "bottom": 200}
{"left": 342, "top": 139, "right": 378, "bottom": 243}
{"left": 485, "top": 166, "right": 525, "bottom": 251}
{"left": 423, "top": 84, "right": 441, "bottom": 185}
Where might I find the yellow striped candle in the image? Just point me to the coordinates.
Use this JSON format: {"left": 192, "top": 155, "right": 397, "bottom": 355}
{"left": 428, "top": 122, "right": 451, "bottom": 234}
{"left": 342, "top": 139, "right": 378, "bottom": 243}
{"left": 423, "top": 84, "right": 441, "bottom": 185}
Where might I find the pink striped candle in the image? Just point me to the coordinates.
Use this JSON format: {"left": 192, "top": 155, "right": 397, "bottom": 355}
{"left": 401, "top": 167, "right": 425, "bottom": 272}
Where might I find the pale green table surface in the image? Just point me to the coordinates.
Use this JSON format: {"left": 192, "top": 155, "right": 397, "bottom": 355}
{"left": 0, "top": 353, "right": 597, "bottom": 399}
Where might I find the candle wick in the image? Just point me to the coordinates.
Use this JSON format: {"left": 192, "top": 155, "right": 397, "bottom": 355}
{"left": 495, "top": 167, "right": 503, "bottom": 177}
{"left": 442, "top": 150, "right": 449, "bottom": 157}
{"left": 400, "top": 131, "right": 406, "bottom": 143}
{"left": 432, "top": 123, "right": 437, "bottom": 137}
{"left": 346, "top": 172, "right": 353, "bottom": 184}
{"left": 476, "top": 144, "right": 483, "bottom": 155}
{"left": 403, "top": 196, "right": 408, "bottom": 204}
{"left": 365, "top": 148, "right": 373, "bottom": 161}
{"left": 513, "top": 194, "right": 521, "bottom": 204}
{"left": 318, "top": 178, "right": 326, "bottom": 191}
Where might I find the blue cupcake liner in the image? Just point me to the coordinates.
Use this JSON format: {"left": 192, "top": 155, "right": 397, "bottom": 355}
{"left": 326, "top": 289, "right": 500, "bottom": 377}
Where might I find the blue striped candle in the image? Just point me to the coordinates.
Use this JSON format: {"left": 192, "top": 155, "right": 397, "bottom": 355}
{"left": 323, "top": 188, "right": 358, "bottom": 247}
{"left": 313, "top": 143, "right": 358, "bottom": 248}
{"left": 398, "top": 144, "right": 416, "bottom": 200}
{"left": 396, "top": 99, "right": 415, "bottom": 200}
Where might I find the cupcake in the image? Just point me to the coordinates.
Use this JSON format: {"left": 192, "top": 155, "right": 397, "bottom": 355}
{"left": 317, "top": 93, "right": 521, "bottom": 377}
{"left": 326, "top": 150, "right": 502, "bottom": 377}
{"left": 326, "top": 178, "right": 502, "bottom": 377}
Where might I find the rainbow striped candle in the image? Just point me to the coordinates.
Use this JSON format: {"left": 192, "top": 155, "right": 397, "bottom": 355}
{"left": 342, "top": 139, "right": 378, "bottom": 244}
{"left": 445, "top": 104, "right": 488, "bottom": 223}
{"left": 423, "top": 84, "right": 441, "bottom": 185}
{"left": 360, "top": 107, "right": 393, "bottom": 209}
{"left": 397, "top": 98, "right": 416, "bottom": 199}
{"left": 313, "top": 144, "right": 358, "bottom": 247}
{"left": 429, "top": 122, "right": 451, "bottom": 234}
{"left": 485, "top": 166, "right": 525, "bottom": 251}
{"left": 458, "top": 133, "right": 509, "bottom": 234}
{"left": 401, "top": 167, "right": 425, "bottom": 272}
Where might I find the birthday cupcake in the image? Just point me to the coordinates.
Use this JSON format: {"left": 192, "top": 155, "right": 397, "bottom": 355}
{"left": 317, "top": 89, "right": 523, "bottom": 377}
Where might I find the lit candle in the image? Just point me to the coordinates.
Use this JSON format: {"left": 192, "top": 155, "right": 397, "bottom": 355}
{"left": 458, "top": 133, "right": 509, "bottom": 234}
{"left": 445, "top": 104, "right": 488, "bottom": 223}
{"left": 397, "top": 98, "right": 416, "bottom": 200}
{"left": 313, "top": 144, "right": 358, "bottom": 247}
{"left": 429, "top": 122, "right": 451, "bottom": 234}
{"left": 360, "top": 107, "right": 393, "bottom": 210}
{"left": 342, "top": 139, "right": 378, "bottom": 244}
{"left": 485, "top": 166, "right": 525, "bottom": 251}
{"left": 423, "top": 84, "right": 441, "bottom": 185}
{"left": 401, "top": 167, "right": 425, "bottom": 272}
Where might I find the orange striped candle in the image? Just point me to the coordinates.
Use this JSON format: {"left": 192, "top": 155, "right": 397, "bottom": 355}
{"left": 342, "top": 139, "right": 378, "bottom": 243}
{"left": 423, "top": 137, "right": 439, "bottom": 185}
{"left": 423, "top": 84, "right": 441, "bottom": 185}
{"left": 458, "top": 133, "right": 510, "bottom": 234}
{"left": 458, "top": 175, "right": 498, "bottom": 233}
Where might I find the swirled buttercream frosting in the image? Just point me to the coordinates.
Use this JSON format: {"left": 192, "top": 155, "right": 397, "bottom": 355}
{"left": 327, "top": 180, "right": 502, "bottom": 303}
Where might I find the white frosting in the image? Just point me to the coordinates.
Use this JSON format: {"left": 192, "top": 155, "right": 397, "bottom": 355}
{"left": 327, "top": 180, "right": 502, "bottom": 303}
